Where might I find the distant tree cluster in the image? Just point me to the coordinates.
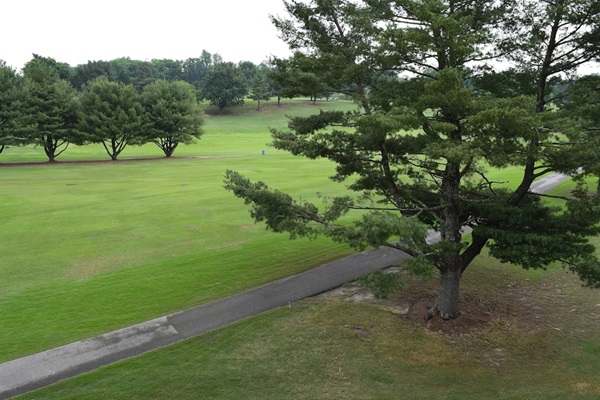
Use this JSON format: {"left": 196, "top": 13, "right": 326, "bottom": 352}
{"left": 1, "top": 55, "right": 204, "bottom": 160}
{"left": 1, "top": 48, "right": 343, "bottom": 160}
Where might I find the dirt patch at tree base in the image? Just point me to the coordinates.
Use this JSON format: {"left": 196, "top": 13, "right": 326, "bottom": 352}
{"left": 319, "top": 264, "right": 600, "bottom": 338}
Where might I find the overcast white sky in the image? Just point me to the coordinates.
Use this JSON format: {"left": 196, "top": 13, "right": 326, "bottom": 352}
{"left": 2, "top": 0, "right": 293, "bottom": 70}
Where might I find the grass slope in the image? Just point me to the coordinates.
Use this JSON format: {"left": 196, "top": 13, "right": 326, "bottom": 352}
{"left": 0, "top": 100, "right": 361, "bottom": 362}
{"left": 16, "top": 250, "right": 600, "bottom": 399}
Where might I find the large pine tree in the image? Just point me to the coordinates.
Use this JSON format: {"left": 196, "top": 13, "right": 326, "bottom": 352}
{"left": 225, "top": 0, "right": 600, "bottom": 319}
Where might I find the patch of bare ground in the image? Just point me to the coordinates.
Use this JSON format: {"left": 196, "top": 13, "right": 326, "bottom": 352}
{"left": 318, "top": 262, "right": 600, "bottom": 338}
{"left": 317, "top": 262, "right": 599, "bottom": 393}
{"left": 66, "top": 254, "right": 135, "bottom": 279}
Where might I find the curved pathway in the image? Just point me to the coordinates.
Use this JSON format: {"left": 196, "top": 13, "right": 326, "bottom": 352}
{"left": 0, "top": 173, "right": 572, "bottom": 399}
{"left": 0, "top": 247, "right": 409, "bottom": 399}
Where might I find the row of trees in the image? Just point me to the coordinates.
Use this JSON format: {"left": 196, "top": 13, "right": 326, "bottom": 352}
{"left": 67, "top": 51, "right": 341, "bottom": 110}
{"left": 225, "top": 0, "right": 600, "bottom": 320}
{"left": 1, "top": 49, "right": 346, "bottom": 159}
{"left": 69, "top": 52, "right": 279, "bottom": 112}
{"left": 0, "top": 57, "right": 203, "bottom": 160}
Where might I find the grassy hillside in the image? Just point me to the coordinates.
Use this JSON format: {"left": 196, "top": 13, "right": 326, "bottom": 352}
{"left": 16, "top": 234, "right": 600, "bottom": 399}
{"left": 0, "top": 100, "right": 362, "bottom": 362}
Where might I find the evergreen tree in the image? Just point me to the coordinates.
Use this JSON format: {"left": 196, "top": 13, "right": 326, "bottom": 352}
{"left": 0, "top": 61, "right": 26, "bottom": 154}
{"left": 77, "top": 77, "right": 147, "bottom": 160}
{"left": 22, "top": 57, "right": 77, "bottom": 162}
{"left": 560, "top": 75, "right": 600, "bottom": 197}
{"left": 225, "top": 0, "right": 600, "bottom": 320}
{"left": 141, "top": 80, "right": 204, "bottom": 157}
{"left": 249, "top": 72, "right": 272, "bottom": 111}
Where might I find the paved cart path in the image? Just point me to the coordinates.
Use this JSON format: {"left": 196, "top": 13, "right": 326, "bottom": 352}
{"left": 0, "top": 246, "right": 410, "bottom": 399}
{"left": 0, "top": 173, "right": 571, "bottom": 399}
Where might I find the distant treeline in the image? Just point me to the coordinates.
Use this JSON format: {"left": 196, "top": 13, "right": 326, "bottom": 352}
{"left": 0, "top": 50, "right": 347, "bottom": 161}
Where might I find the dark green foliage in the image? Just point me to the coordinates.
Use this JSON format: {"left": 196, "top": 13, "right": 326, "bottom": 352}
{"left": 267, "top": 55, "right": 330, "bottom": 103}
{"left": 109, "top": 58, "right": 157, "bottom": 92}
{"left": 182, "top": 51, "right": 219, "bottom": 92}
{"left": 250, "top": 72, "right": 272, "bottom": 111}
{"left": 226, "top": 0, "right": 600, "bottom": 318}
{"left": 472, "top": 69, "right": 538, "bottom": 98}
{"left": 559, "top": 75, "right": 600, "bottom": 196}
{"left": 68, "top": 50, "right": 222, "bottom": 94}
{"left": 77, "top": 77, "right": 147, "bottom": 160}
{"left": 70, "top": 60, "right": 117, "bottom": 90}
{"left": 0, "top": 61, "right": 25, "bottom": 153}
{"left": 470, "top": 191, "right": 600, "bottom": 269}
{"left": 200, "top": 62, "right": 248, "bottom": 113}
{"left": 21, "top": 57, "right": 78, "bottom": 161}
{"left": 141, "top": 80, "right": 204, "bottom": 157}
{"left": 28, "top": 54, "right": 72, "bottom": 82}
{"left": 151, "top": 59, "right": 184, "bottom": 81}
{"left": 238, "top": 61, "right": 258, "bottom": 83}
{"left": 357, "top": 270, "right": 404, "bottom": 299}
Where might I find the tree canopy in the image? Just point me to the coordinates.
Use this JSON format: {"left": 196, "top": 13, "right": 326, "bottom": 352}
{"left": 0, "top": 61, "right": 25, "bottom": 154}
{"left": 21, "top": 57, "right": 78, "bottom": 161}
{"left": 225, "top": 0, "right": 600, "bottom": 320}
{"left": 560, "top": 74, "right": 600, "bottom": 197}
{"left": 77, "top": 77, "right": 147, "bottom": 160}
{"left": 200, "top": 62, "right": 248, "bottom": 113}
{"left": 249, "top": 71, "right": 272, "bottom": 111}
{"left": 141, "top": 80, "right": 204, "bottom": 157}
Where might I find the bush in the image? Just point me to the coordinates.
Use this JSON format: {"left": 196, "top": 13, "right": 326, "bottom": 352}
{"left": 357, "top": 270, "right": 404, "bottom": 299}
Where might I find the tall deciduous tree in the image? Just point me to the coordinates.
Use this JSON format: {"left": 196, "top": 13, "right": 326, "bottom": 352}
{"left": 141, "top": 80, "right": 204, "bottom": 157}
{"left": 200, "top": 62, "right": 248, "bottom": 113}
{"left": 151, "top": 59, "right": 184, "bottom": 81}
{"left": 22, "top": 57, "right": 77, "bottom": 162}
{"left": 77, "top": 77, "right": 147, "bottom": 160}
{"left": 225, "top": 0, "right": 600, "bottom": 320}
{"left": 238, "top": 61, "right": 258, "bottom": 83}
{"left": 70, "top": 60, "right": 117, "bottom": 90}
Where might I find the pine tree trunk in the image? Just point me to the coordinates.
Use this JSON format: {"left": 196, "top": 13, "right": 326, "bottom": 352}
{"left": 434, "top": 267, "right": 462, "bottom": 320}
{"left": 432, "top": 153, "right": 463, "bottom": 320}
{"left": 45, "top": 135, "right": 56, "bottom": 162}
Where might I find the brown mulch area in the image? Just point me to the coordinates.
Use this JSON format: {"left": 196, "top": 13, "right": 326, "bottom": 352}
{"left": 395, "top": 266, "right": 600, "bottom": 337}
{"left": 317, "top": 261, "right": 600, "bottom": 338}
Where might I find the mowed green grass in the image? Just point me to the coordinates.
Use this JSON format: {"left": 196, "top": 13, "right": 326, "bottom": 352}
{"left": 0, "top": 98, "right": 359, "bottom": 162}
{"left": 0, "top": 99, "right": 362, "bottom": 362}
{"left": 3, "top": 99, "right": 599, "bottom": 398}
{"left": 0, "top": 96, "right": 577, "bottom": 362}
{"left": 16, "top": 248, "right": 600, "bottom": 399}
{"left": 14, "top": 179, "right": 600, "bottom": 400}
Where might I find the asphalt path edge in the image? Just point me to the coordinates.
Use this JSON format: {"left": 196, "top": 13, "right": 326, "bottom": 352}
{"left": 0, "top": 246, "right": 410, "bottom": 399}
{"left": 0, "top": 172, "right": 572, "bottom": 399}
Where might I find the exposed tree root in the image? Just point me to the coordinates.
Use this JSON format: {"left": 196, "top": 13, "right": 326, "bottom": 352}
{"left": 425, "top": 304, "right": 461, "bottom": 321}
